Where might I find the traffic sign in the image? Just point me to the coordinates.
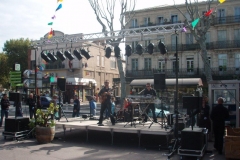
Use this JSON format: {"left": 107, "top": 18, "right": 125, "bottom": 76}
{"left": 9, "top": 71, "right": 22, "bottom": 87}
{"left": 15, "top": 64, "right": 21, "bottom": 71}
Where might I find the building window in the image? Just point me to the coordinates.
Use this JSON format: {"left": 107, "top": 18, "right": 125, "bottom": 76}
{"left": 157, "top": 35, "right": 165, "bottom": 43}
{"left": 158, "top": 16, "right": 164, "bottom": 24}
{"left": 171, "top": 15, "right": 178, "bottom": 23}
{"left": 97, "top": 55, "right": 100, "bottom": 66}
{"left": 144, "top": 58, "right": 151, "bottom": 70}
{"left": 132, "top": 41, "right": 138, "bottom": 53}
{"left": 172, "top": 58, "right": 179, "bottom": 73}
{"left": 235, "top": 7, "right": 240, "bottom": 22}
{"left": 186, "top": 33, "right": 193, "bottom": 44}
{"left": 110, "top": 57, "right": 116, "bottom": 69}
{"left": 218, "top": 8, "right": 226, "bottom": 23}
{"left": 235, "top": 54, "right": 240, "bottom": 71}
{"left": 234, "top": 29, "right": 240, "bottom": 41}
{"left": 132, "top": 59, "right": 138, "bottom": 70}
{"left": 101, "top": 57, "right": 105, "bottom": 67}
{"left": 208, "top": 57, "right": 211, "bottom": 68}
{"left": 171, "top": 34, "right": 178, "bottom": 51}
{"left": 218, "top": 54, "right": 227, "bottom": 71}
{"left": 158, "top": 59, "right": 165, "bottom": 72}
{"left": 217, "top": 30, "right": 227, "bottom": 48}
{"left": 131, "top": 19, "right": 138, "bottom": 27}
{"left": 206, "top": 32, "right": 211, "bottom": 45}
{"left": 186, "top": 57, "right": 194, "bottom": 73}
{"left": 144, "top": 17, "right": 150, "bottom": 26}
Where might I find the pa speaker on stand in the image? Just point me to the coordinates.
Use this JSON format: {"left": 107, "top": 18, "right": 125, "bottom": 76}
{"left": 154, "top": 73, "right": 166, "bottom": 91}
{"left": 57, "top": 78, "right": 66, "bottom": 92}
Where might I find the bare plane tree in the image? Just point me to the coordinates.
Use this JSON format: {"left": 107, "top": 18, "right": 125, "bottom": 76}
{"left": 174, "top": 0, "right": 216, "bottom": 83}
{"left": 89, "top": 0, "right": 136, "bottom": 106}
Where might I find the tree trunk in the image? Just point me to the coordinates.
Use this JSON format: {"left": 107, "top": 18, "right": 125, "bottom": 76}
{"left": 116, "top": 57, "right": 126, "bottom": 108}
{"left": 199, "top": 41, "right": 213, "bottom": 83}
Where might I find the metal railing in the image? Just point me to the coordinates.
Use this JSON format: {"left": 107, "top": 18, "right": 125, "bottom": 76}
{"left": 126, "top": 67, "right": 240, "bottom": 78}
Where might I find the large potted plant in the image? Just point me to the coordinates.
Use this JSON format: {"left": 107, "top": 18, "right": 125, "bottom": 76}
{"left": 29, "top": 102, "right": 59, "bottom": 144}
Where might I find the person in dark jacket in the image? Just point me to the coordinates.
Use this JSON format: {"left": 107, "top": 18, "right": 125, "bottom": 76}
{"left": 97, "top": 80, "right": 115, "bottom": 126}
{"left": 14, "top": 101, "right": 23, "bottom": 117}
{"left": 72, "top": 95, "right": 80, "bottom": 117}
{"left": 198, "top": 96, "right": 211, "bottom": 132}
{"left": 0, "top": 94, "right": 10, "bottom": 127}
{"left": 27, "top": 93, "right": 36, "bottom": 119}
{"left": 143, "top": 83, "right": 157, "bottom": 123}
{"left": 210, "top": 97, "right": 229, "bottom": 155}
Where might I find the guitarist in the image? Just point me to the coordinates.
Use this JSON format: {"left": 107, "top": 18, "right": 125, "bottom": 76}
{"left": 97, "top": 80, "right": 115, "bottom": 126}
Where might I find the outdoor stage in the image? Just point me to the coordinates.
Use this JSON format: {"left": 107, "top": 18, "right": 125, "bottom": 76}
{"left": 55, "top": 117, "right": 173, "bottom": 147}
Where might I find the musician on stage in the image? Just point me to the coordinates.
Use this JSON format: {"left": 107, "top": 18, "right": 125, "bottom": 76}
{"left": 97, "top": 80, "right": 115, "bottom": 126}
{"left": 143, "top": 83, "right": 157, "bottom": 123}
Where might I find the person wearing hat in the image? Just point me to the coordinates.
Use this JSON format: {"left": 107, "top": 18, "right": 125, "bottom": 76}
{"left": 72, "top": 95, "right": 80, "bottom": 117}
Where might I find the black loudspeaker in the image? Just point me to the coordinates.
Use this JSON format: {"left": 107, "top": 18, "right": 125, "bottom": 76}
{"left": 154, "top": 73, "right": 166, "bottom": 90}
{"left": 182, "top": 96, "right": 202, "bottom": 109}
{"left": 9, "top": 92, "right": 21, "bottom": 102}
{"left": 57, "top": 78, "right": 66, "bottom": 91}
{"left": 181, "top": 128, "right": 205, "bottom": 150}
{"left": 5, "top": 117, "right": 29, "bottom": 132}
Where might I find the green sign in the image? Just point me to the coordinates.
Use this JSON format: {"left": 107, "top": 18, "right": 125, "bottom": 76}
{"left": 9, "top": 71, "right": 22, "bottom": 87}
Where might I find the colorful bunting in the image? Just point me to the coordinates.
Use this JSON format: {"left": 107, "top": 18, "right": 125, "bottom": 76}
{"left": 181, "top": 27, "right": 187, "bottom": 32}
{"left": 48, "top": 28, "right": 53, "bottom": 39}
{"left": 57, "top": 0, "right": 63, "bottom": 2}
{"left": 51, "top": 15, "right": 56, "bottom": 19}
{"left": 219, "top": 0, "right": 226, "bottom": 4}
{"left": 48, "top": 22, "right": 53, "bottom": 25}
{"left": 191, "top": 18, "right": 199, "bottom": 29}
{"left": 204, "top": 9, "right": 214, "bottom": 17}
{"left": 56, "top": 4, "right": 62, "bottom": 11}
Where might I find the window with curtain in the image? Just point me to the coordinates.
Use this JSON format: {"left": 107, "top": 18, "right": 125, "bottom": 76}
{"left": 218, "top": 9, "right": 226, "bottom": 23}
{"left": 186, "top": 33, "right": 193, "bottom": 44}
{"left": 97, "top": 55, "right": 100, "bottom": 66}
{"left": 158, "top": 16, "right": 164, "bottom": 24}
{"left": 131, "top": 19, "right": 138, "bottom": 27}
{"left": 110, "top": 57, "right": 116, "bottom": 69}
{"left": 144, "top": 17, "right": 150, "bottom": 26}
{"left": 171, "top": 15, "right": 178, "bottom": 23}
{"left": 235, "top": 7, "right": 240, "bottom": 22}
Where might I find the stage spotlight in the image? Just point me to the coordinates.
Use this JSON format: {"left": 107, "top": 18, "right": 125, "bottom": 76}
{"left": 158, "top": 40, "right": 167, "bottom": 55}
{"left": 41, "top": 51, "right": 51, "bottom": 62}
{"left": 136, "top": 44, "right": 143, "bottom": 55}
{"left": 47, "top": 51, "right": 57, "bottom": 62}
{"left": 114, "top": 46, "right": 121, "bottom": 58}
{"left": 125, "top": 45, "right": 132, "bottom": 57}
{"left": 147, "top": 43, "right": 154, "bottom": 54}
{"left": 56, "top": 50, "right": 66, "bottom": 61}
{"left": 73, "top": 49, "right": 83, "bottom": 60}
{"left": 80, "top": 49, "right": 91, "bottom": 60}
{"left": 105, "top": 47, "right": 112, "bottom": 58}
{"left": 64, "top": 50, "right": 74, "bottom": 61}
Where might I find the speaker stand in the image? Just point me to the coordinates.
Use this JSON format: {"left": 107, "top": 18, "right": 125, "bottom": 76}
{"left": 57, "top": 90, "right": 68, "bottom": 122}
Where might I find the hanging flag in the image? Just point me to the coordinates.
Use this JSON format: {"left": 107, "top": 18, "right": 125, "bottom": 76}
{"left": 56, "top": 4, "right": 62, "bottom": 11}
{"left": 51, "top": 15, "right": 56, "bottom": 19}
{"left": 219, "top": 0, "right": 226, "bottom": 4}
{"left": 48, "top": 22, "right": 53, "bottom": 25}
{"left": 191, "top": 18, "right": 199, "bottom": 28}
{"left": 204, "top": 9, "right": 214, "bottom": 17}
{"left": 57, "top": 0, "right": 63, "bottom": 2}
{"left": 181, "top": 27, "right": 187, "bottom": 32}
{"left": 48, "top": 28, "right": 53, "bottom": 39}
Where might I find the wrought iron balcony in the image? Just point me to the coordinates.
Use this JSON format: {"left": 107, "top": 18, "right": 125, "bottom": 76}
{"left": 212, "top": 16, "right": 240, "bottom": 25}
{"left": 126, "top": 67, "right": 240, "bottom": 79}
{"left": 45, "top": 63, "right": 65, "bottom": 70}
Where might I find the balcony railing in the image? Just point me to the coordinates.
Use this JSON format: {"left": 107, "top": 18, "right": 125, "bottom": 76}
{"left": 126, "top": 67, "right": 240, "bottom": 79}
{"left": 45, "top": 63, "right": 65, "bottom": 70}
{"left": 212, "top": 16, "right": 240, "bottom": 25}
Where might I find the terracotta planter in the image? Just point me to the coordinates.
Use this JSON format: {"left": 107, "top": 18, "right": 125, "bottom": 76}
{"left": 35, "top": 126, "right": 55, "bottom": 144}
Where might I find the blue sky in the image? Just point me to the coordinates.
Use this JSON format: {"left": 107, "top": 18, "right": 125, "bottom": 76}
{"left": 0, "top": 0, "right": 185, "bottom": 52}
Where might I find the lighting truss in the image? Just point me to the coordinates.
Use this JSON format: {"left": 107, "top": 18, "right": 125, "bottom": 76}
{"left": 32, "top": 23, "right": 184, "bottom": 46}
